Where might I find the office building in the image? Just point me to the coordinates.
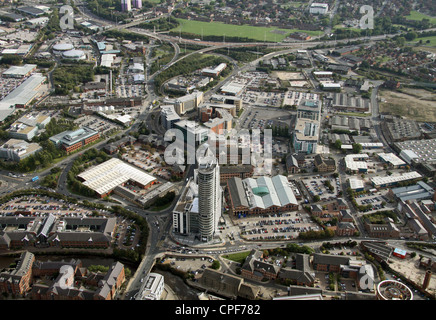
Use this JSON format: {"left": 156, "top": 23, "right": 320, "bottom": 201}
{"left": 172, "top": 147, "right": 222, "bottom": 242}
{"left": 160, "top": 105, "right": 181, "bottom": 130}
{"left": 49, "top": 127, "right": 100, "bottom": 154}
{"left": 297, "top": 100, "right": 321, "bottom": 121}
{"left": 309, "top": 3, "right": 328, "bottom": 14}
{"left": 293, "top": 118, "right": 319, "bottom": 154}
{"left": 174, "top": 120, "right": 209, "bottom": 145}
{"left": 166, "top": 91, "right": 203, "bottom": 115}
{"left": 137, "top": 273, "right": 164, "bottom": 300}
{"left": 173, "top": 178, "right": 200, "bottom": 236}
{"left": 0, "top": 139, "right": 42, "bottom": 161}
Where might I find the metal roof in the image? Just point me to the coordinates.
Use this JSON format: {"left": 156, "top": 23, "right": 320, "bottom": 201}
{"left": 78, "top": 158, "right": 156, "bottom": 196}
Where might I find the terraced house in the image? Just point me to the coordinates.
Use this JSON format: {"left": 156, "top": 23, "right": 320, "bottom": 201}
{"left": 0, "top": 215, "right": 116, "bottom": 249}
{"left": 0, "top": 251, "right": 35, "bottom": 295}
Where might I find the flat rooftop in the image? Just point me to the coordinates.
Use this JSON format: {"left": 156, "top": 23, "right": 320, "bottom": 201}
{"left": 77, "top": 158, "right": 156, "bottom": 196}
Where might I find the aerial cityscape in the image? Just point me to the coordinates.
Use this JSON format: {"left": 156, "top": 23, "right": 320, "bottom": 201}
{"left": 0, "top": 0, "right": 435, "bottom": 309}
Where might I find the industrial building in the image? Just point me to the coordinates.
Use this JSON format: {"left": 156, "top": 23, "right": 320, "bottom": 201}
{"left": 326, "top": 92, "right": 371, "bottom": 113}
{"left": 0, "top": 73, "right": 46, "bottom": 111}
{"left": 382, "top": 118, "right": 421, "bottom": 143}
{"left": 345, "top": 154, "right": 370, "bottom": 173}
{"left": 77, "top": 158, "right": 157, "bottom": 198}
{"left": 201, "top": 63, "right": 227, "bottom": 77}
{"left": 378, "top": 153, "right": 406, "bottom": 169}
{"left": 49, "top": 127, "right": 100, "bottom": 154}
{"left": 7, "top": 122, "right": 38, "bottom": 141}
{"left": 370, "top": 171, "right": 422, "bottom": 188}
{"left": 348, "top": 178, "right": 365, "bottom": 192}
{"left": 227, "top": 175, "right": 299, "bottom": 216}
{"left": 395, "top": 138, "right": 436, "bottom": 165}
{"left": 2, "top": 64, "right": 37, "bottom": 78}
{"left": 7, "top": 112, "right": 50, "bottom": 141}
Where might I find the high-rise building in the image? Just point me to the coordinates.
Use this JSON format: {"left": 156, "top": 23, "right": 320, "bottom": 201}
{"left": 121, "top": 0, "right": 131, "bottom": 12}
{"left": 172, "top": 146, "right": 222, "bottom": 242}
{"left": 132, "top": 0, "right": 142, "bottom": 9}
{"left": 198, "top": 160, "right": 221, "bottom": 242}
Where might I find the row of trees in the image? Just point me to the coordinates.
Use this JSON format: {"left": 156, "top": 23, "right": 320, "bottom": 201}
{"left": 138, "top": 17, "right": 179, "bottom": 32}
{"left": 298, "top": 228, "right": 335, "bottom": 240}
{"left": 154, "top": 54, "right": 230, "bottom": 93}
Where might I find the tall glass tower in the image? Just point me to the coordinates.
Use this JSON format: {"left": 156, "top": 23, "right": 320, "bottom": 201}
{"left": 197, "top": 161, "right": 221, "bottom": 242}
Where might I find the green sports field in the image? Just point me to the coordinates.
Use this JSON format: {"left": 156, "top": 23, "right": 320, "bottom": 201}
{"left": 404, "top": 11, "right": 436, "bottom": 24}
{"left": 171, "top": 18, "right": 321, "bottom": 42}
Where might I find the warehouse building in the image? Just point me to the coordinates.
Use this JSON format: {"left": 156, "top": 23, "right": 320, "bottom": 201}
{"left": 382, "top": 118, "right": 421, "bottom": 143}
{"left": 227, "top": 175, "right": 299, "bottom": 216}
{"left": 378, "top": 153, "right": 406, "bottom": 169}
{"left": 201, "top": 63, "right": 227, "bottom": 77}
{"left": 0, "top": 73, "right": 46, "bottom": 109}
{"left": 326, "top": 92, "right": 370, "bottom": 113}
{"left": 370, "top": 171, "right": 422, "bottom": 188}
{"left": 395, "top": 138, "right": 436, "bottom": 165}
{"left": 77, "top": 158, "right": 157, "bottom": 198}
{"left": 345, "top": 154, "right": 369, "bottom": 173}
{"left": 2, "top": 64, "right": 37, "bottom": 78}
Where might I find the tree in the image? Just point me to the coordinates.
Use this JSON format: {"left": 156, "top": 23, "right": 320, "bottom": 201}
{"left": 352, "top": 143, "right": 362, "bottom": 154}
{"left": 334, "top": 139, "right": 342, "bottom": 149}
{"left": 211, "top": 260, "right": 220, "bottom": 270}
{"left": 405, "top": 31, "right": 418, "bottom": 41}
{"left": 395, "top": 37, "right": 406, "bottom": 46}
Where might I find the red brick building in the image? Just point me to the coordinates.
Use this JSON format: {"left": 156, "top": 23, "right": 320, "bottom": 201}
{"left": 0, "top": 251, "right": 35, "bottom": 296}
